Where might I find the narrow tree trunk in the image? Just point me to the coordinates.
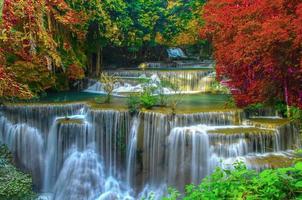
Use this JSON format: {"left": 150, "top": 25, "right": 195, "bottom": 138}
{"left": 100, "top": 47, "right": 103, "bottom": 72}
{"left": 47, "top": 12, "right": 52, "bottom": 32}
{"left": 284, "top": 79, "right": 290, "bottom": 117}
{"left": 96, "top": 48, "right": 101, "bottom": 77}
{"left": 87, "top": 54, "right": 93, "bottom": 76}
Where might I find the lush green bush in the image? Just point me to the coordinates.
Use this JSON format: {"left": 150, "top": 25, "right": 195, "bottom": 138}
{"left": 140, "top": 90, "right": 158, "bottom": 109}
{"left": 0, "top": 145, "right": 35, "bottom": 200}
{"left": 127, "top": 94, "right": 141, "bottom": 115}
{"left": 164, "top": 162, "right": 302, "bottom": 200}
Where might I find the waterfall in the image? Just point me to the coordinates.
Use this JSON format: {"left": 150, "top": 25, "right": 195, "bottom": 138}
{"left": 126, "top": 116, "right": 140, "bottom": 187}
{"left": 87, "top": 110, "right": 131, "bottom": 177}
{"left": 0, "top": 116, "right": 44, "bottom": 185}
{"left": 1, "top": 104, "right": 85, "bottom": 137}
{"left": 85, "top": 69, "right": 214, "bottom": 94}
{"left": 167, "top": 48, "right": 187, "bottom": 58}
{"left": 0, "top": 103, "right": 300, "bottom": 199}
{"left": 52, "top": 148, "right": 105, "bottom": 200}
{"left": 167, "top": 127, "right": 211, "bottom": 188}
{"left": 43, "top": 114, "right": 91, "bottom": 192}
{"left": 142, "top": 112, "right": 170, "bottom": 186}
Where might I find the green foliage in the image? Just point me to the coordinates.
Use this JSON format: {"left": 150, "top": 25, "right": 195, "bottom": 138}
{"left": 127, "top": 94, "right": 141, "bottom": 115}
{"left": 140, "top": 90, "right": 158, "bottom": 109}
{"left": 99, "top": 73, "right": 119, "bottom": 103}
{"left": 245, "top": 103, "right": 265, "bottom": 113}
{"left": 207, "top": 80, "right": 230, "bottom": 94}
{"left": 0, "top": 145, "right": 35, "bottom": 200}
{"left": 164, "top": 162, "right": 302, "bottom": 200}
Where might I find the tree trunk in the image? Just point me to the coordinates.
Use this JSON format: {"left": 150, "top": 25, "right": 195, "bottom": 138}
{"left": 100, "top": 47, "right": 103, "bottom": 72}
{"left": 284, "top": 79, "right": 290, "bottom": 117}
{"left": 96, "top": 48, "right": 101, "bottom": 77}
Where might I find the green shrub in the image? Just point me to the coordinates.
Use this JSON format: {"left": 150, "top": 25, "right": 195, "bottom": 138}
{"left": 164, "top": 162, "right": 302, "bottom": 200}
{"left": 140, "top": 90, "right": 158, "bottom": 109}
{"left": 0, "top": 145, "right": 35, "bottom": 200}
{"left": 127, "top": 94, "right": 140, "bottom": 115}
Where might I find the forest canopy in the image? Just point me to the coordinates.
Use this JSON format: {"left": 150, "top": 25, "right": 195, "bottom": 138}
{"left": 0, "top": 0, "right": 206, "bottom": 98}
{"left": 0, "top": 0, "right": 301, "bottom": 110}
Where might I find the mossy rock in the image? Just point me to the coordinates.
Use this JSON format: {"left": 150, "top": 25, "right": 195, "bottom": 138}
{"left": 57, "top": 118, "right": 85, "bottom": 125}
{"left": 247, "top": 154, "right": 294, "bottom": 169}
{"left": 246, "top": 118, "right": 290, "bottom": 129}
{"left": 208, "top": 127, "right": 274, "bottom": 135}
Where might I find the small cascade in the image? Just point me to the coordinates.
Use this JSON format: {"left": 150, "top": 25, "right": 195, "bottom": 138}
{"left": 164, "top": 123, "right": 301, "bottom": 190}
{"left": 43, "top": 115, "right": 91, "bottom": 192}
{"left": 173, "top": 111, "right": 242, "bottom": 126}
{"left": 85, "top": 69, "right": 214, "bottom": 94}
{"left": 142, "top": 112, "right": 170, "bottom": 186}
{"left": 0, "top": 116, "right": 44, "bottom": 186}
{"left": 126, "top": 116, "right": 140, "bottom": 187}
{"left": 167, "top": 48, "right": 187, "bottom": 58}
{"left": 1, "top": 104, "right": 85, "bottom": 137}
{"left": 140, "top": 111, "right": 242, "bottom": 186}
{"left": 167, "top": 127, "right": 210, "bottom": 188}
{"left": 87, "top": 110, "right": 131, "bottom": 177}
{"left": 52, "top": 148, "right": 105, "bottom": 200}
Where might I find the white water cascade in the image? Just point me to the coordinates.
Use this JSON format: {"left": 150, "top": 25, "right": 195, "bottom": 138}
{"left": 84, "top": 70, "right": 214, "bottom": 95}
{"left": 0, "top": 104, "right": 300, "bottom": 199}
{"left": 126, "top": 116, "right": 140, "bottom": 187}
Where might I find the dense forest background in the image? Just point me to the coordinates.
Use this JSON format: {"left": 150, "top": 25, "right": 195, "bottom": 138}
{"left": 0, "top": 0, "right": 301, "bottom": 112}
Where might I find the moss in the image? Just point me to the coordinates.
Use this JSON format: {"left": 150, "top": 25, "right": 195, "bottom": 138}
{"left": 247, "top": 118, "right": 290, "bottom": 128}
{"left": 248, "top": 154, "right": 294, "bottom": 169}
{"left": 57, "top": 118, "right": 85, "bottom": 125}
{"left": 208, "top": 127, "right": 274, "bottom": 135}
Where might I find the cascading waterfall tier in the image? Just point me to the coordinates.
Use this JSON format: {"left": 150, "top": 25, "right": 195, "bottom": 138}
{"left": 85, "top": 69, "right": 214, "bottom": 94}
{"left": 0, "top": 104, "right": 300, "bottom": 199}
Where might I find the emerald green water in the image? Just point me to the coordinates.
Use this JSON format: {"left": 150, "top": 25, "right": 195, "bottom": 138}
{"left": 20, "top": 92, "right": 235, "bottom": 113}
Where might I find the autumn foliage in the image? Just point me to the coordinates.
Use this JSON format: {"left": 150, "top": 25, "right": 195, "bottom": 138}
{"left": 202, "top": 0, "right": 302, "bottom": 108}
{"left": 0, "top": 0, "right": 87, "bottom": 97}
{"left": 0, "top": 66, "right": 32, "bottom": 99}
{"left": 66, "top": 64, "right": 85, "bottom": 81}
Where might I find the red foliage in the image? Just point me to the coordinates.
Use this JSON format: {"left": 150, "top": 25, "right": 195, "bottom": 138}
{"left": 201, "top": 0, "right": 302, "bottom": 108}
{"left": 0, "top": 66, "right": 32, "bottom": 99}
{"left": 66, "top": 64, "right": 85, "bottom": 81}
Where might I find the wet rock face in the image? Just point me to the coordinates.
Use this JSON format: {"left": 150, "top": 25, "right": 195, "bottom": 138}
{"left": 0, "top": 104, "right": 300, "bottom": 199}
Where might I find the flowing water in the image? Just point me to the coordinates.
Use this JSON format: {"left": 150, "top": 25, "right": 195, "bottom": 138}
{"left": 85, "top": 70, "right": 214, "bottom": 95}
{"left": 0, "top": 68, "right": 300, "bottom": 199}
{"left": 0, "top": 104, "right": 300, "bottom": 200}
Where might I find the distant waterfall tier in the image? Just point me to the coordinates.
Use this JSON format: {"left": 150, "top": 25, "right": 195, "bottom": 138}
{"left": 166, "top": 124, "right": 300, "bottom": 187}
{"left": 85, "top": 69, "right": 215, "bottom": 94}
{"left": 0, "top": 104, "right": 300, "bottom": 199}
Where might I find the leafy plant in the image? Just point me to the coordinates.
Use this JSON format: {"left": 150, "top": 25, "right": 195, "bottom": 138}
{"left": 163, "top": 80, "right": 184, "bottom": 115}
{"left": 164, "top": 162, "right": 302, "bottom": 200}
{"left": 127, "top": 94, "right": 140, "bottom": 115}
{"left": 0, "top": 145, "right": 36, "bottom": 200}
{"left": 99, "top": 73, "right": 118, "bottom": 103}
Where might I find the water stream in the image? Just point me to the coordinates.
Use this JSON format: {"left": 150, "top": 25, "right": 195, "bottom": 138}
{"left": 0, "top": 103, "right": 300, "bottom": 200}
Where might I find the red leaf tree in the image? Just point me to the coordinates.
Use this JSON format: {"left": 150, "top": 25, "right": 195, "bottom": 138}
{"left": 201, "top": 0, "right": 302, "bottom": 109}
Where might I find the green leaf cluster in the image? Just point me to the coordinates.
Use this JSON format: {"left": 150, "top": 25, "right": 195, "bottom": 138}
{"left": 164, "top": 162, "right": 302, "bottom": 200}
{"left": 0, "top": 145, "right": 36, "bottom": 200}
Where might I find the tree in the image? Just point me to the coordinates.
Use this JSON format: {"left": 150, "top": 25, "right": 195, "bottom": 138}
{"left": 0, "top": 67, "right": 32, "bottom": 101}
{"left": 201, "top": 0, "right": 302, "bottom": 109}
{"left": 0, "top": 0, "right": 88, "bottom": 96}
{"left": 99, "top": 73, "right": 118, "bottom": 103}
